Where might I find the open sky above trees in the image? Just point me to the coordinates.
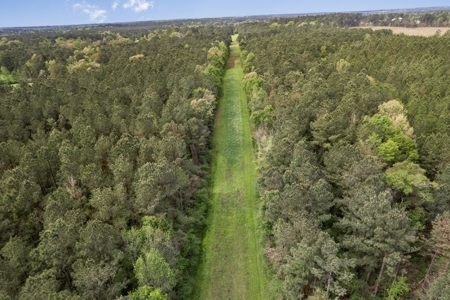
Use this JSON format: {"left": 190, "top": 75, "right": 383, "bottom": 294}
{"left": 1, "top": 0, "right": 450, "bottom": 27}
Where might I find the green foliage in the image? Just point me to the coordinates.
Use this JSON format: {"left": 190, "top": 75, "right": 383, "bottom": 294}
{"left": 336, "top": 58, "right": 351, "bottom": 73}
{"left": 359, "top": 100, "right": 418, "bottom": 165}
{"left": 243, "top": 52, "right": 255, "bottom": 73}
{"left": 408, "top": 207, "right": 427, "bottom": 231}
{"left": 307, "top": 288, "right": 329, "bottom": 300}
{"left": 90, "top": 184, "right": 130, "bottom": 230}
{"left": 72, "top": 258, "right": 126, "bottom": 299}
{"left": 0, "top": 66, "right": 14, "bottom": 84}
{"left": 134, "top": 249, "right": 176, "bottom": 293}
{"left": 270, "top": 22, "right": 281, "bottom": 28}
{"left": 0, "top": 23, "right": 232, "bottom": 299}
{"left": 425, "top": 271, "right": 450, "bottom": 299}
{"left": 0, "top": 237, "right": 31, "bottom": 296}
{"left": 250, "top": 104, "right": 274, "bottom": 128}
{"left": 122, "top": 216, "right": 177, "bottom": 264}
{"left": 386, "top": 276, "right": 409, "bottom": 300}
{"left": 385, "top": 161, "right": 434, "bottom": 195}
{"left": 242, "top": 71, "right": 264, "bottom": 96}
{"left": 337, "top": 186, "right": 416, "bottom": 274}
{"left": 203, "top": 62, "right": 225, "bottom": 93}
{"left": 207, "top": 46, "right": 225, "bottom": 69}
{"left": 283, "top": 231, "right": 354, "bottom": 298}
{"left": 368, "top": 114, "right": 392, "bottom": 137}
{"left": 376, "top": 139, "right": 402, "bottom": 164}
{"left": 428, "top": 164, "right": 450, "bottom": 217}
{"left": 129, "top": 286, "right": 168, "bottom": 300}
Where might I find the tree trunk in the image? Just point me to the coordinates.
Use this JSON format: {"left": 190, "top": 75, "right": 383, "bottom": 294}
{"left": 326, "top": 271, "right": 332, "bottom": 297}
{"left": 422, "top": 251, "right": 437, "bottom": 286}
{"left": 61, "top": 266, "right": 73, "bottom": 289}
{"left": 190, "top": 144, "right": 199, "bottom": 165}
{"left": 374, "top": 254, "right": 387, "bottom": 295}
{"left": 366, "top": 271, "right": 371, "bottom": 282}
{"left": 48, "top": 161, "right": 57, "bottom": 187}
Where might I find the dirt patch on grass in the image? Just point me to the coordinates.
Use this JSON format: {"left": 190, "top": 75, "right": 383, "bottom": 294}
{"left": 226, "top": 167, "right": 232, "bottom": 179}
{"left": 214, "top": 107, "right": 221, "bottom": 126}
{"left": 227, "top": 58, "right": 236, "bottom": 69}
{"left": 238, "top": 190, "right": 243, "bottom": 204}
{"left": 221, "top": 195, "right": 228, "bottom": 206}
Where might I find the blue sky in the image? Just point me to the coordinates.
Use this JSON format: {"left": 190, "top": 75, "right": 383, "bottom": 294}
{"left": 1, "top": 0, "right": 449, "bottom": 27}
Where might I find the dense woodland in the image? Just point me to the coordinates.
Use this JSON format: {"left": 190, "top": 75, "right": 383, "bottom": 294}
{"left": 237, "top": 20, "right": 450, "bottom": 299}
{"left": 2, "top": 11, "right": 450, "bottom": 300}
{"left": 0, "top": 24, "right": 232, "bottom": 299}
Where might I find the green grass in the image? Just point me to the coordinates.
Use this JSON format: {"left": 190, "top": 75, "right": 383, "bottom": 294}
{"left": 193, "top": 35, "right": 273, "bottom": 299}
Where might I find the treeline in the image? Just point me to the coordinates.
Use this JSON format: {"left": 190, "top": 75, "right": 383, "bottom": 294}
{"left": 362, "top": 10, "right": 450, "bottom": 27}
{"left": 0, "top": 19, "right": 235, "bottom": 37}
{"left": 0, "top": 24, "right": 231, "bottom": 84}
{"left": 237, "top": 22, "right": 450, "bottom": 299}
{"left": 0, "top": 24, "right": 232, "bottom": 299}
{"left": 259, "top": 10, "right": 450, "bottom": 28}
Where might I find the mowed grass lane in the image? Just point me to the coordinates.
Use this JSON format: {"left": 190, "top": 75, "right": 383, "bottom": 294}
{"left": 193, "top": 35, "right": 270, "bottom": 300}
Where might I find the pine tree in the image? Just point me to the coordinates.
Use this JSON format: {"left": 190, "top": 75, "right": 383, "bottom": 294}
{"left": 336, "top": 186, "right": 416, "bottom": 294}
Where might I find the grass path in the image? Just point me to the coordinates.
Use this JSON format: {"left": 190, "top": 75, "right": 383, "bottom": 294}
{"left": 193, "top": 35, "right": 270, "bottom": 300}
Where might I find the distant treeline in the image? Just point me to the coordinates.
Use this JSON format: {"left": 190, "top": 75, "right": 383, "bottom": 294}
{"left": 2, "top": 7, "right": 450, "bottom": 36}
{"left": 265, "top": 10, "right": 450, "bottom": 28}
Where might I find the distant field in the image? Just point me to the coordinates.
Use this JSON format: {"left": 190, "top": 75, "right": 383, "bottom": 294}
{"left": 357, "top": 26, "right": 450, "bottom": 36}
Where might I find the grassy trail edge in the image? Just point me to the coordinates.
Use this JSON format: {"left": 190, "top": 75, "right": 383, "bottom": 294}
{"left": 192, "top": 35, "right": 272, "bottom": 300}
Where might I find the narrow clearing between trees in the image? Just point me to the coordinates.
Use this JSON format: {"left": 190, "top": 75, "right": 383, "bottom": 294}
{"left": 193, "top": 35, "right": 270, "bottom": 299}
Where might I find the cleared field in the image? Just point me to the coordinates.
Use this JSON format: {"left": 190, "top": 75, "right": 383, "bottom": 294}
{"left": 192, "top": 35, "right": 272, "bottom": 300}
{"left": 358, "top": 26, "right": 450, "bottom": 36}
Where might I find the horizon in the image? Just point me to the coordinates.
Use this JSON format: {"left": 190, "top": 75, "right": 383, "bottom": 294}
{"left": 1, "top": 1, "right": 450, "bottom": 28}
{"left": 2, "top": 6, "right": 450, "bottom": 30}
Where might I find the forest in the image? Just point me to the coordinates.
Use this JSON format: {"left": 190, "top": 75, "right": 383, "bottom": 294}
{"left": 0, "top": 23, "right": 232, "bottom": 299}
{"left": 1, "top": 10, "right": 450, "bottom": 300}
{"left": 237, "top": 19, "right": 450, "bottom": 299}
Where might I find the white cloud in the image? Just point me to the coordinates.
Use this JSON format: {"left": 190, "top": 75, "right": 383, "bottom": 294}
{"left": 123, "top": 0, "right": 154, "bottom": 12}
{"left": 73, "top": 1, "right": 107, "bottom": 22}
{"left": 112, "top": 0, "right": 120, "bottom": 10}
